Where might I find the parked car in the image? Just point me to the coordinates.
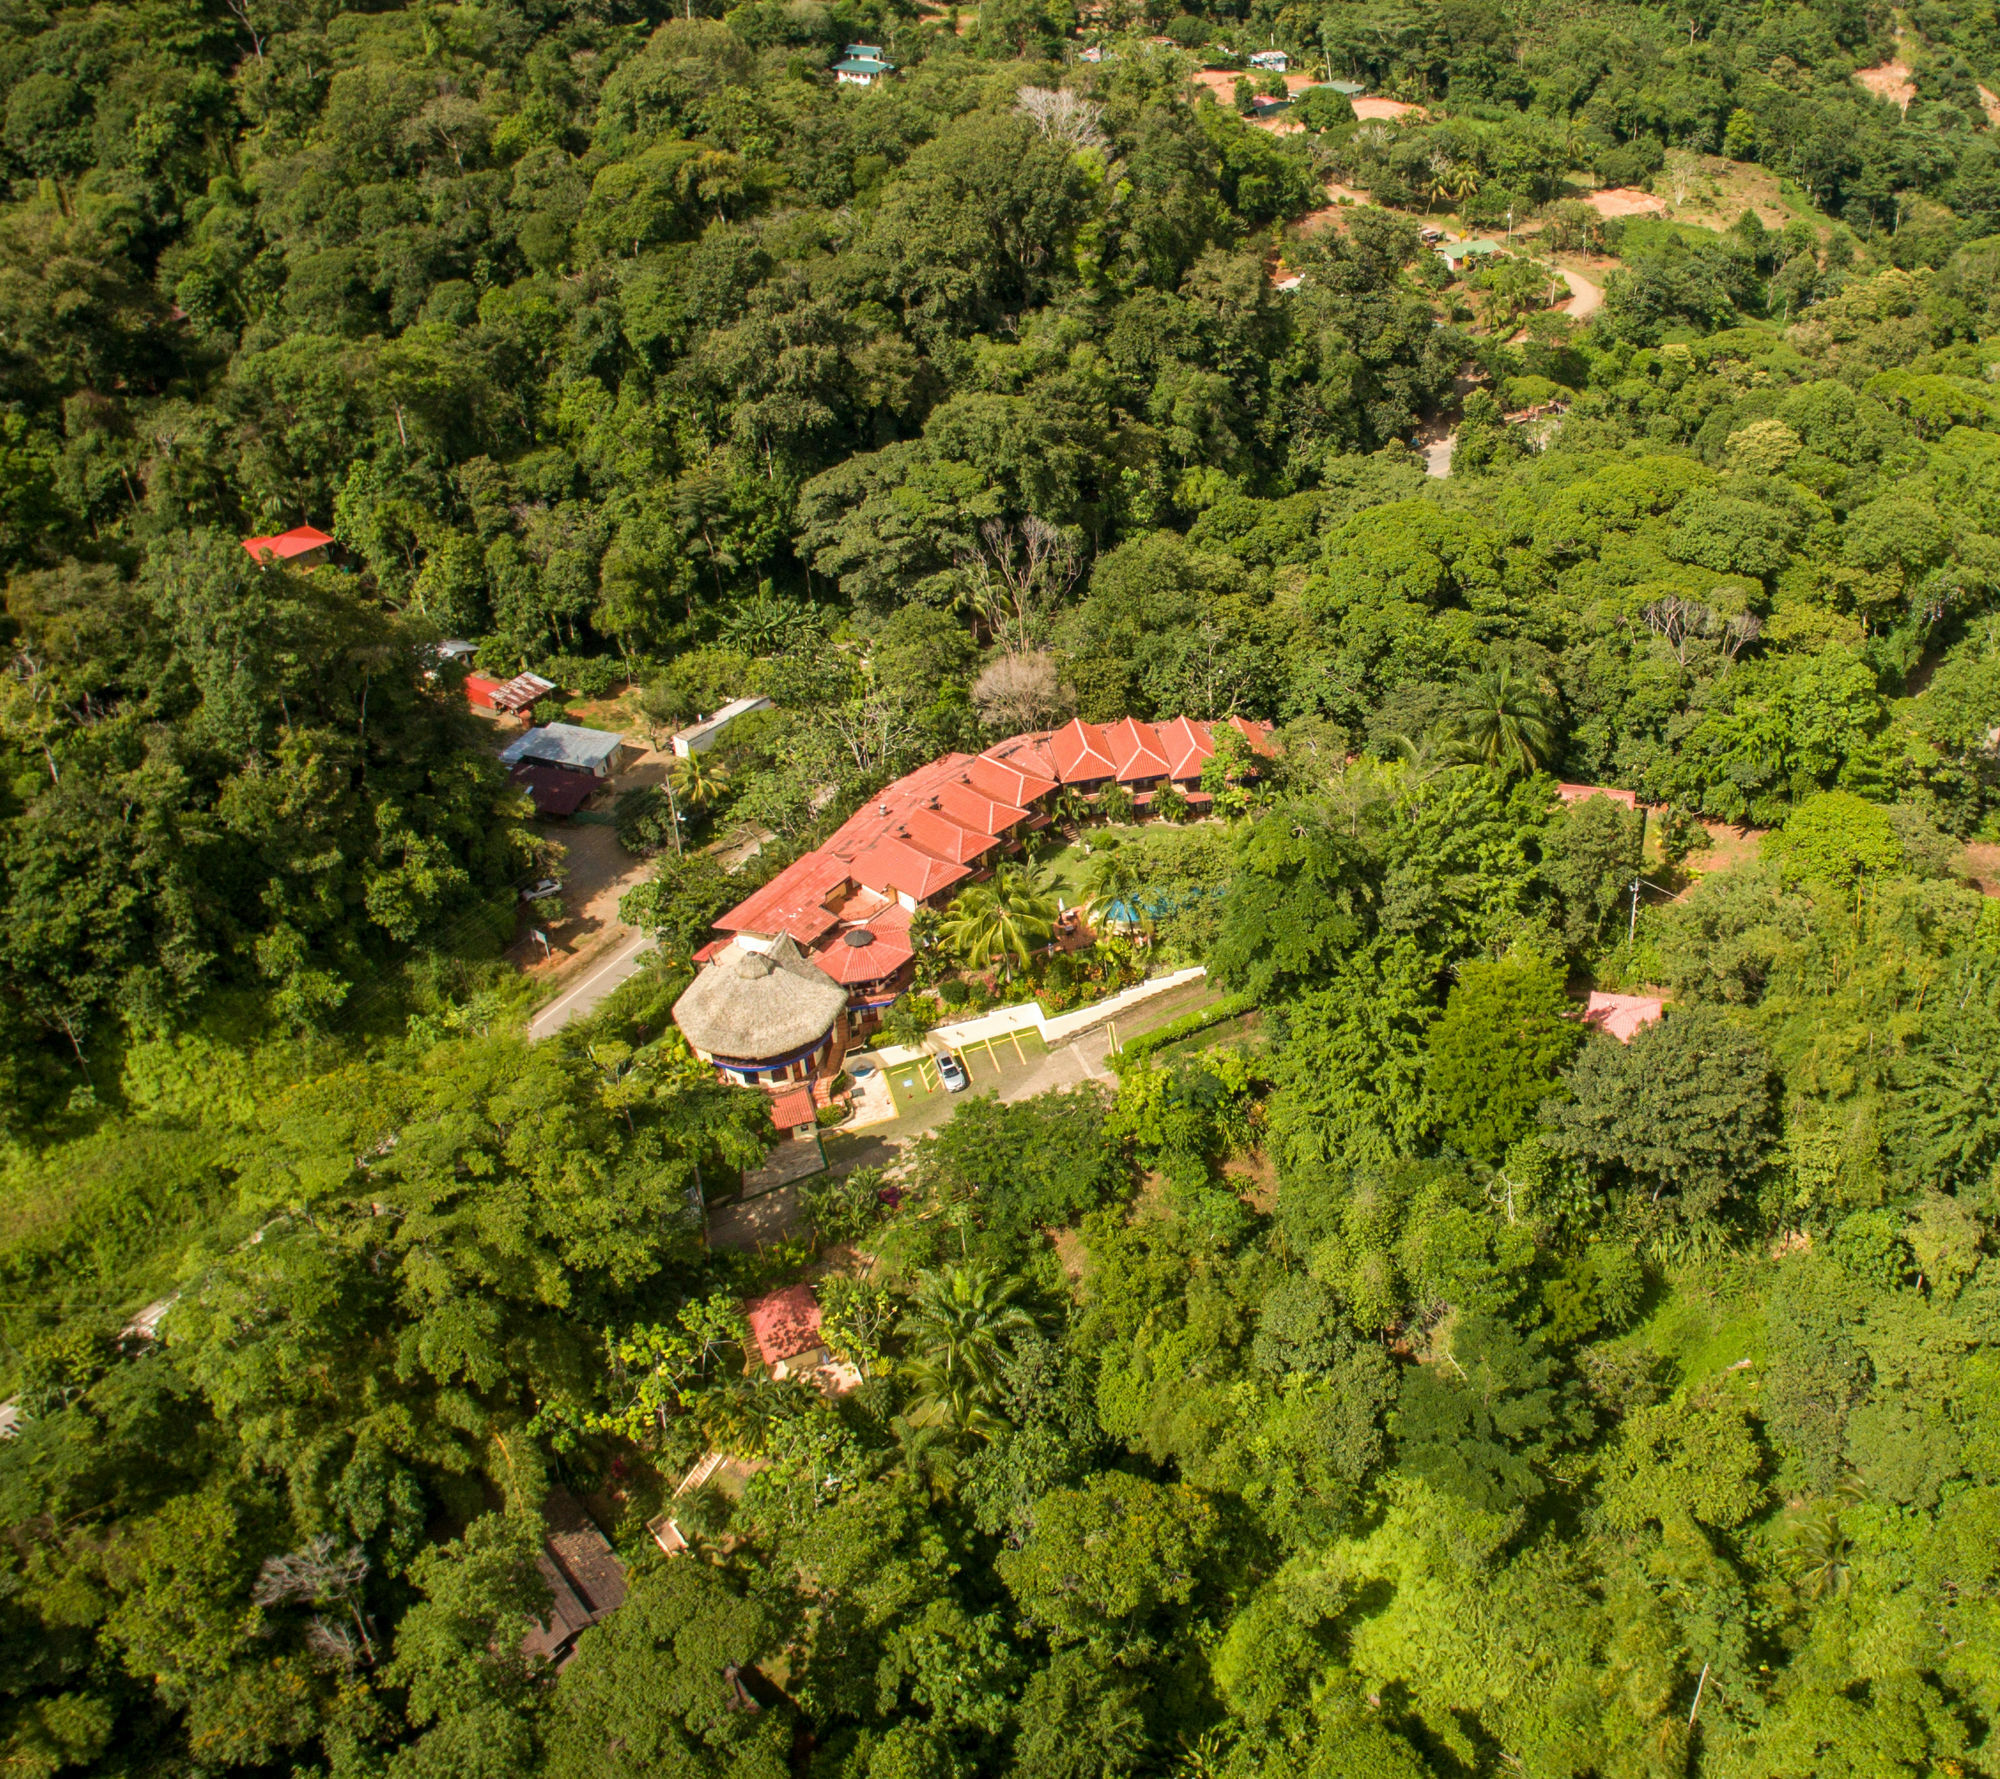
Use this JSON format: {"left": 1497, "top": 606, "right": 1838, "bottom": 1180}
{"left": 519, "top": 876, "right": 563, "bottom": 903}
{"left": 936, "top": 1052, "right": 969, "bottom": 1093}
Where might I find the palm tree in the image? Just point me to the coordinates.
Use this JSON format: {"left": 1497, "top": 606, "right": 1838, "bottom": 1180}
{"left": 899, "top": 1265, "right": 1034, "bottom": 1407}
{"left": 887, "top": 1414, "right": 965, "bottom": 1500}
{"left": 1446, "top": 664, "right": 1557, "bottom": 775}
{"left": 1783, "top": 1507, "right": 1852, "bottom": 1601}
{"left": 1077, "top": 841, "right": 1141, "bottom": 930}
{"left": 1050, "top": 784, "right": 1091, "bottom": 837}
{"left": 669, "top": 749, "right": 731, "bottom": 812}
{"left": 937, "top": 862, "right": 1058, "bottom": 977}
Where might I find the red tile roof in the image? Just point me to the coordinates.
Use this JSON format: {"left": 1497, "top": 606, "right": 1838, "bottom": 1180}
{"left": 744, "top": 1284, "right": 822, "bottom": 1366}
{"left": 1103, "top": 716, "right": 1172, "bottom": 783}
{"left": 1153, "top": 715, "right": 1213, "bottom": 781}
{"left": 710, "top": 717, "right": 1272, "bottom": 979}
{"left": 241, "top": 524, "right": 333, "bottom": 561}
{"left": 905, "top": 803, "right": 1000, "bottom": 865}
{"left": 815, "top": 916, "right": 915, "bottom": 985}
{"left": 1048, "top": 719, "right": 1120, "bottom": 783}
{"left": 969, "top": 740, "right": 1058, "bottom": 807}
{"left": 716, "top": 855, "right": 852, "bottom": 944}
{"left": 768, "top": 1087, "right": 818, "bottom": 1131}
{"left": 932, "top": 779, "right": 1029, "bottom": 836}
{"left": 851, "top": 832, "right": 969, "bottom": 902}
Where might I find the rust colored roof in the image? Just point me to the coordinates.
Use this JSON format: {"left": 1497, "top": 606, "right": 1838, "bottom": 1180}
{"left": 715, "top": 855, "right": 851, "bottom": 944}
{"left": 711, "top": 718, "right": 1270, "bottom": 952}
{"left": 904, "top": 803, "right": 1000, "bottom": 865}
{"left": 510, "top": 763, "right": 596, "bottom": 818}
{"left": 850, "top": 832, "right": 969, "bottom": 901}
{"left": 1581, "top": 992, "right": 1663, "bottom": 1044}
{"left": 744, "top": 1283, "right": 822, "bottom": 1366}
{"left": 768, "top": 1087, "right": 818, "bottom": 1130}
{"left": 814, "top": 909, "right": 915, "bottom": 985}
{"left": 932, "top": 778, "right": 1029, "bottom": 837}
{"left": 969, "top": 738, "right": 1059, "bottom": 806}
{"left": 1153, "top": 715, "right": 1213, "bottom": 780}
{"left": 241, "top": 524, "right": 333, "bottom": 561}
{"left": 1102, "top": 716, "right": 1172, "bottom": 783}
{"left": 1048, "top": 718, "right": 1120, "bottom": 783}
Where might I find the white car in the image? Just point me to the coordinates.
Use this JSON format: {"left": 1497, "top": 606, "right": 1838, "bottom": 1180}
{"left": 936, "top": 1053, "right": 969, "bottom": 1093}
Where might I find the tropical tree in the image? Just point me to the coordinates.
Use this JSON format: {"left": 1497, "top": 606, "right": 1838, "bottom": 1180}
{"left": 1445, "top": 664, "right": 1557, "bottom": 775}
{"left": 1077, "top": 841, "right": 1141, "bottom": 930}
{"left": 939, "top": 863, "right": 1059, "bottom": 977}
{"left": 898, "top": 1265, "right": 1034, "bottom": 1430}
{"left": 1051, "top": 784, "right": 1092, "bottom": 837}
{"left": 668, "top": 749, "right": 731, "bottom": 813}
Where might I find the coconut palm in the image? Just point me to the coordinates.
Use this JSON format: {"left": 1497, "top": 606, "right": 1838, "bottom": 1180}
{"left": 1446, "top": 664, "right": 1557, "bottom": 775}
{"left": 1077, "top": 841, "right": 1143, "bottom": 932}
{"left": 669, "top": 749, "right": 731, "bottom": 812}
{"left": 897, "top": 1265, "right": 1035, "bottom": 1434}
{"left": 900, "top": 1264, "right": 1034, "bottom": 1401}
{"left": 937, "top": 862, "right": 1059, "bottom": 977}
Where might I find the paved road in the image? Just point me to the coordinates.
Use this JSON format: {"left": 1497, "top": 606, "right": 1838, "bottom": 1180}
{"left": 528, "top": 924, "right": 656, "bottom": 1041}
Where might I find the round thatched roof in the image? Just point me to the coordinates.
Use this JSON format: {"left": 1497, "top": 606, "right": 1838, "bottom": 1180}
{"left": 673, "top": 935, "right": 846, "bottom": 1061}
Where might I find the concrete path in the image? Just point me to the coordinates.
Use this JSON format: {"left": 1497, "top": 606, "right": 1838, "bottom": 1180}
{"left": 528, "top": 924, "right": 656, "bottom": 1040}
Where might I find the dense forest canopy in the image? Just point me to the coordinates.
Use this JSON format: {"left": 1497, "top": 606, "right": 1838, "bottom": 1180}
{"left": 9, "top": 0, "right": 2000, "bottom": 1775}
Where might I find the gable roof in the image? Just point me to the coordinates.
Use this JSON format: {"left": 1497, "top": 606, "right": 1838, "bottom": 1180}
{"left": 241, "top": 524, "right": 333, "bottom": 561}
{"left": 499, "top": 723, "right": 625, "bottom": 771}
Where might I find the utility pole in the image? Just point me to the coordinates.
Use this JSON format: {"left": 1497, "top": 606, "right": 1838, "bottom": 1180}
{"left": 1628, "top": 876, "right": 1640, "bottom": 945}
{"left": 664, "top": 774, "right": 684, "bottom": 857}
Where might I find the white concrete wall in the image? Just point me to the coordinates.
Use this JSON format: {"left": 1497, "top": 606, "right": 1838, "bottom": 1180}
{"left": 868, "top": 966, "right": 1208, "bottom": 1064}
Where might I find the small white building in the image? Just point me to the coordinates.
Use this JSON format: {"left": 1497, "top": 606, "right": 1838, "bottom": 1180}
{"left": 1248, "top": 48, "right": 1289, "bottom": 71}
{"left": 672, "top": 695, "right": 773, "bottom": 758}
{"left": 834, "top": 44, "right": 894, "bottom": 84}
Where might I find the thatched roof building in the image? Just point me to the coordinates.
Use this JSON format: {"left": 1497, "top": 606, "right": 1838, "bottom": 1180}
{"left": 673, "top": 935, "right": 848, "bottom": 1085}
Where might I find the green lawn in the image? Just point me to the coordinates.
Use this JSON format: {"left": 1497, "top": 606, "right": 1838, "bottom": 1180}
{"left": 1034, "top": 827, "right": 1152, "bottom": 900}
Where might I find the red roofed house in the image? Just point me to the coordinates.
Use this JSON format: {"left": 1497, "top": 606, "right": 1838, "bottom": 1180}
{"left": 676, "top": 714, "right": 1273, "bottom": 1088}
{"left": 1581, "top": 992, "right": 1664, "bottom": 1044}
{"left": 744, "top": 1283, "right": 825, "bottom": 1376}
{"left": 241, "top": 525, "right": 334, "bottom": 567}
{"left": 1047, "top": 719, "right": 1121, "bottom": 789}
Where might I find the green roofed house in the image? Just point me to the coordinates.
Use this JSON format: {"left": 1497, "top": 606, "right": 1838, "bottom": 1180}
{"left": 1437, "top": 238, "right": 1502, "bottom": 267}
{"left": 835, "top": 44, "right": 894, "bottom": 84}
{"left": 1319, "top": 79, "right": 1366, "bottom": 95}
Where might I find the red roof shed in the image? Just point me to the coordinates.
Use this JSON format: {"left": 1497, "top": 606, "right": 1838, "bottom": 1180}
{"left": 743, "top": 1284, "right": 822, "bottom": 1367}
{"left": 241, "top": 525, "right": 334, "bottom": 562}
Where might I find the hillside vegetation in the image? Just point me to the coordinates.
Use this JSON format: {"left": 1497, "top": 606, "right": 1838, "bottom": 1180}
{"left": 6, "top": 2, "right": 2000, "bottom": 1777}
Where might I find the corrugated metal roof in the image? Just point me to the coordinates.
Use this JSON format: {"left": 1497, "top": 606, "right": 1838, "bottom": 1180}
{"left": 499, "top": 723, "right": 626, "bottom": 771}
